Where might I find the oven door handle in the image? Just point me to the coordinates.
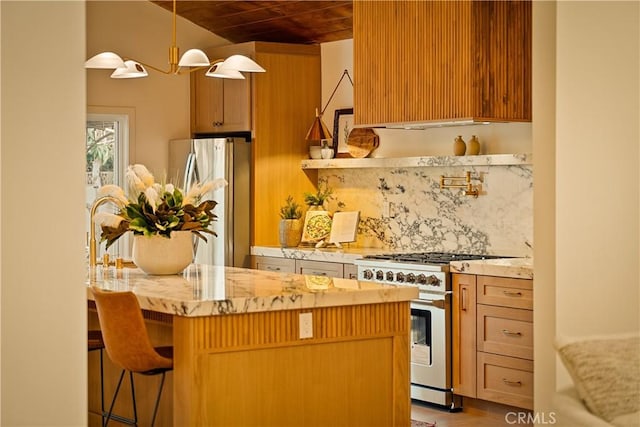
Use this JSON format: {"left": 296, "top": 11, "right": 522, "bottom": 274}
{"left": 412, "top": 297, "right": 448, "bottom": 310}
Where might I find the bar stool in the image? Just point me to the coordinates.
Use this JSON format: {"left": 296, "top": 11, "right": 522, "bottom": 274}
{"left": 91, "top": 289, "right": 173, "bottom": 427}
{"left": 88, "top": 330, "right": 105, "bottom": 426}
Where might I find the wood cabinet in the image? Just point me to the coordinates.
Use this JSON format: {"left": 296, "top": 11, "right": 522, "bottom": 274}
{"left": 191, "top": 71, "right": 250, "bottom": 133}
{"left": 452, "top": 274, "right": 477, "bottom": 398}
{"left": 251, "top": 256, "right": 355, "bottom": 279}
{"left": 452, "top": 273, "right": 533, "bottom": 409}
{"left": 252, "top": 256, "right": 295, "bottom": 273}
{"left": 296, "top": 259, "right": 344, "bottom": 278}
{"left": 190, "top": 42, "right": 321, "bottom": 248}
{"left": 353, "top": 1, "right": 531, "bottom": 125}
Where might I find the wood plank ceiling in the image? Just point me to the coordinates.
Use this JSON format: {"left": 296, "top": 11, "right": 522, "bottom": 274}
{"left": 149, "top": 1, "right": 353, "bottom": 44}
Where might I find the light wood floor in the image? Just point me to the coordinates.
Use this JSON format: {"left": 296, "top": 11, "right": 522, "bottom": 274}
{"left": 411, "top": 398, "right": 533, "bottom": 427}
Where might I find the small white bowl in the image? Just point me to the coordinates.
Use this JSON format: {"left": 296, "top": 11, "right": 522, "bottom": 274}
{"left": 309, "top": 146, "right": 322, "bottom": 159}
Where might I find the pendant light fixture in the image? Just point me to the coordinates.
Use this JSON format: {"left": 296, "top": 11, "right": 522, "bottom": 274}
{"left": 85, "top": 0, "right": 265, "bottom": 79}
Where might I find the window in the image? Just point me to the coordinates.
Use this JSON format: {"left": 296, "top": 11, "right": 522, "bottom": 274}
{"left": 86, "top": 113, "right": 130, "bottom": 259}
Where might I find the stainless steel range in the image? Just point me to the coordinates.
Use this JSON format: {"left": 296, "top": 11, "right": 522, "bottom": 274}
{"left": 355, "top": 252, "right": 503, "bottom": 409}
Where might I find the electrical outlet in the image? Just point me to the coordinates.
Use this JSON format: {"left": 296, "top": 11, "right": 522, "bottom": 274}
{"left": 299, "top": 312, "right": 313, "bottom": 339}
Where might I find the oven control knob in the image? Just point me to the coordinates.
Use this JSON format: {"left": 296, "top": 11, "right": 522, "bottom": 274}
{"left": 396, "top": 272, "right": 405, "bottom": 283}
{"left": 375, "top": 270, "right": 384, "bottom": 281}
{"left": 363, "top": 269, "right": 373, "bottom": 280}
{"left": 386, "top": 271, "right": 395, "bottom": 281}
{"left": 416, "top": 274, "right": 427, "bottom": 284}
{"left": 427, "top": 275, "right": 441, "bottom": 287}
{"left": 406, "top": 273, "right": 416, "bottom": 283}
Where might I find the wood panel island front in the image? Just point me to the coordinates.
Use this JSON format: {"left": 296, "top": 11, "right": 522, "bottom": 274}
{"left": 87, "top": 264, "right": 418, "bottom": 427}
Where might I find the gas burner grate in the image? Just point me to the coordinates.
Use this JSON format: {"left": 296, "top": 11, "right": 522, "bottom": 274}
{"left": 363, "top": 252, "right": 507, "bottom": 265}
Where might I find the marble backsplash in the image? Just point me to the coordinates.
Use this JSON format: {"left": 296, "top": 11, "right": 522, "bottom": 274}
{"left": 318, "top": 162, "right": 533, "bottom": 257}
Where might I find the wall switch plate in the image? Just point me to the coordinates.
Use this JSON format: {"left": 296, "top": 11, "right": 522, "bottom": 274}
{"left": 299, "top": 312, "right": 313, "bottom": 339}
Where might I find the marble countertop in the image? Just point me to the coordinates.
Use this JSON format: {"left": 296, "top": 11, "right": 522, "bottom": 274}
{"left": 449, "top": 257, "right": 533, "bottom": 280}
{"left": 251, "top": 245, "right": 388, "bottom": 263}
{"left": 87, "top": 264, "right": 418, "bottom": 317}
{"left": 251, "top": 247, "right": 534, "bottom": 281}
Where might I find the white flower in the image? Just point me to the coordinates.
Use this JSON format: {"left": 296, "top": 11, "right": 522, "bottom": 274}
{"left": 96, "top": 184, "right": 128, "bottom": 206}
{"left": 131, "top": 164, "right": 154, "bottom": 187}
{"left": 144, "top": 186, "right": 160, "bottom": 208}
{"left": 126, "top": 168, "right": 145, "bottom": 197}
{"left": 164, "top": 183, "right": 175, "bottom": 194}
{"left": 93, "top": 212, "right": 125, "bottom": 228}
{"left": 210, "top": 178, "right": 227, "bottom": 191}
{"left": 126, "top": 164, "right": 155, "bottom": 197}
{"left": 183, "top": 179, "right": 227, "bottom": 206}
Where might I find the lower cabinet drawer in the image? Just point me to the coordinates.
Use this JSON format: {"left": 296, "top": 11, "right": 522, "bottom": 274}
{"left": 477, "top": 304, "right": 533, "bottom": 360}
{"left": 296, "top": 259, "right": 344, "bottom": 277}
{"left": 251, "top": 256, "right": 296, "bottom": 273}
{"left": 477, "top": 352, "right": 533, "bottom": 410}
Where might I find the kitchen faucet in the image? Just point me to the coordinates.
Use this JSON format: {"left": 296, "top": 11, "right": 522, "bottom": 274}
{"left": 89, "top": 196, "right": 125, "bottom": 267}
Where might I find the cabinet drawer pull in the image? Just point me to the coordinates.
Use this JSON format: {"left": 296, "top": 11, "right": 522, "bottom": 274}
{"left": 502, "top": 379, "right": 522, "bottom": 387}
{"left": 266, "top": 266, "right": 281, "bottom": 271}
{"left": 503, "top": 290, "right": 523, "bottom": 297}
{"left": 310, "top": 271, "right": 328, "bottom": 276}
{"left": 461, "top": 287, "right": 468, "bottom": 311}
{"left": 502, "top": 329, "right": 522, "bottom": 337}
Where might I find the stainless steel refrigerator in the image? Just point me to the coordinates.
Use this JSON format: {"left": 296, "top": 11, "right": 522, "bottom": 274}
{"left": 168, "top": 136, "right": 251, "bottom": 268}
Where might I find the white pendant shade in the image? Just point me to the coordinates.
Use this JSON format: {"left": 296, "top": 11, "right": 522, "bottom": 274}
{"left": 205, "top": 64, "right": 246, "bottom": 80}
{"left": 111, "top": 61, "right": 148, "bottom": 79}
{"left": 85, "top": 52, "right": 125, "bottom": 69}
{"left": 86, "top": 50, "right": 265, "bottom": 79}
{"left": 218, "top": 54, "right": 266, "bottom": 73}
{"left": 178, "top": 49, "right": 210, "bottom": 67}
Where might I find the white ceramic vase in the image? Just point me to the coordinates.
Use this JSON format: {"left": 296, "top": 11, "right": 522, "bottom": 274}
{"left": 132, "top": 231, "right": 194, "bottom": 275}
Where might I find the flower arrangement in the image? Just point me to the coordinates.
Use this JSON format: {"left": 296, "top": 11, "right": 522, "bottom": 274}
{"left": 94, "top": 164, "right": 226, "bottom": 249}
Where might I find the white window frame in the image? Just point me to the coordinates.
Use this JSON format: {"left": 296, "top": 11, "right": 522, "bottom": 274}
{"left": 87, "top": 108, "right": 133, "bottom": 259}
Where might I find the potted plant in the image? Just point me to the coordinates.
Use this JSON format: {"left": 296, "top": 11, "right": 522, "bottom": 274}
{"left": 303, "top": 182, "right": 333, "bottom": 210}
{"left": 279, "top": 195, "right": 303, "bottom": 248}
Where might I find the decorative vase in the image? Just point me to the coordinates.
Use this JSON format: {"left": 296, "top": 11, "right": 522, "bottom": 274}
{"left": 321, "top": 146, "right": 335, "bottom": 159}
{"left": 453, "top": 135, "right": 466, "bottom": 156}
{"left": 320, "top": 140, "right": 334, "bottom": 159}
{"left": 132, "top": 231, "right": 194, "bottom": 275}
{"left": 467, "top": 135, "right": 480, "bottom": 155}
{"left": 279, "top": 219, "right": 303, "bottom": 248}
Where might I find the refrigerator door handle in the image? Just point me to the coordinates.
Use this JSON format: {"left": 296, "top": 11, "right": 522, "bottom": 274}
{"left": 183, "top": 152, "right": 199, "bottom": 191}
{"left": 225, "top": 139, "right": 234, "bottom": 266}
{"left": 183, "top": 151, "right": 200, "bottom": 257}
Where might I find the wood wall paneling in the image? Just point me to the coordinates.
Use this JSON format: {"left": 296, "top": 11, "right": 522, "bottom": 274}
{"left": 252, "top": 47, "right": 320, "bottom": 246}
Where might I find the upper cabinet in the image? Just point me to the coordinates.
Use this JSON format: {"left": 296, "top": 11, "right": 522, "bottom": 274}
{"left": 353, "top": 1, "right": 531, "bottom": 126}
{"left": 191, "top": 69, "right": 251, "bottom": 133}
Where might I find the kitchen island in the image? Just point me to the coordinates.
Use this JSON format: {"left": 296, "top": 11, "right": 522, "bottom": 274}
{"left": 87, "top": 264, "right": 417, "bottom": 427}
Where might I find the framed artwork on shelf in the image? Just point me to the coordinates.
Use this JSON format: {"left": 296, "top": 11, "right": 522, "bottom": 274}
{"left": 333, "top": 108, "right": 354, "bottom": 158}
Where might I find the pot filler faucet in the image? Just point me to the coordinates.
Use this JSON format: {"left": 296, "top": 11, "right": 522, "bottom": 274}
{"left": 89, "top": 196, "right": 125, "bottom": 267}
